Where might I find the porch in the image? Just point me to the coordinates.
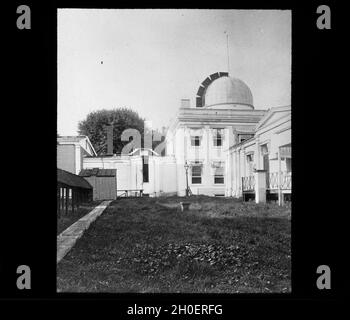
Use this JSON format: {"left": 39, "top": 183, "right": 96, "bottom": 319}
{"left": 242, "top": 171, "right": 291, "bottom": 205}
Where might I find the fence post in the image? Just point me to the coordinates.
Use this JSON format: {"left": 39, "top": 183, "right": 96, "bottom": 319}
{"left": 61, "top": 188, "right": 63, "bottom": 214}
{"left": 57, "top": 187, "right": 61, "bottom": 218}
{"left": 77, "top": 190, "right": 81, "bottom": 207}
{"left": 72, "top": 188, "right": 75, "bottom": 213}
{"left": 278, "top": 150, "right": 283, "bottom": 206}
{"left": 61, "top": 188, "right": 64, "bottom": 214}
{"left": 241, "top": 177, "right": 245, "bottom": 201}
{"left": 65, "top": 187, "right": 69, "bottom": 215}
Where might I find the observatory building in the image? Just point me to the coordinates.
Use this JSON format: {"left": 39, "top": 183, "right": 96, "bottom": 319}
{"left": 165, "top": 72, "right": 266, "bottom": 197}
{"left": 58, "top": 72, "right": 291, "bottom": 203}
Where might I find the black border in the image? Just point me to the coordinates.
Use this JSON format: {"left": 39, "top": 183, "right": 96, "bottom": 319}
{"left": 1, "top": 0, "right": 344, "bottom": 310}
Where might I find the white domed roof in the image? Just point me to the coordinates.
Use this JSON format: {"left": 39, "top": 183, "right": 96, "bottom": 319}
{"left": 204, "top": 76, "right": 253, "bottom": 109}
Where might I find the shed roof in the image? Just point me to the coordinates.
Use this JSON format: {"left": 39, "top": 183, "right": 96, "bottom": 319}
{"left": 57, "top": 168, "right": 92, "bottom": 189}
{"left": 79, "top": 168, "right": 116, "bottom": 177}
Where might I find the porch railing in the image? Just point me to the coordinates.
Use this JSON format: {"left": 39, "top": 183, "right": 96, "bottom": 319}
{"left": 242, "top": 175, "right": 255, "bottom": 192}
{"left": 267, "top": 171, "right": 292, "bottom": 190}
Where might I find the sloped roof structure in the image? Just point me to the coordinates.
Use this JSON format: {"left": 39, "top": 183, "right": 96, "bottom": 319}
{"left": 79, "top": 168, "right": 116, "bottom": 177}
{"left": 57, "top": 168, "right": 92, "bottom": 189}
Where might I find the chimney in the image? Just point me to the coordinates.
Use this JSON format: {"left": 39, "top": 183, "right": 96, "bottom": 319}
{"left": 180, "top": 99, "right": 190, "bottom": 108}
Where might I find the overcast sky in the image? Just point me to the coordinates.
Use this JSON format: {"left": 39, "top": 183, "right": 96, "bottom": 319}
{"left": 58, "top": 9, "right": 291, "bottom": 135}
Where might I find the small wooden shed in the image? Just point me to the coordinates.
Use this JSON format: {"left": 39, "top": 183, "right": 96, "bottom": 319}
{"left": 57, "top": 168, "right": 93, "bottom": 217}
{"left": 79, "top": 168, "right": 117, "bottom": 201}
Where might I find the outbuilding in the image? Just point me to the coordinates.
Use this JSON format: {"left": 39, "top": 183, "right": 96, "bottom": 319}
{"left": 57, "top": 168, "right": 93, "bottom": 217}
{"left": 79, "top": 168, "right": 117, "bottom": 200}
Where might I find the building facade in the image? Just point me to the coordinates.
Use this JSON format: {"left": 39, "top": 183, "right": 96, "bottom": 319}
{"left": 83, "top": 149, "right": 177, "bottom": 197}
{"left": 57, "top": 135, "right": 97, "bottom": 175}
{"left": 58, "top": 72, "right": 291, "bottom": 202}
{"left": 164, "top": 72, "right": 267, "bottom": 197}
{"left": 229, "top": 105, "right": 291, "bottom": 204}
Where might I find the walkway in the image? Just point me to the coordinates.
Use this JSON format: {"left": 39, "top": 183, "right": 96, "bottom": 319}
{"left": 57, "top": 200, "right": 112, "bottom": 263}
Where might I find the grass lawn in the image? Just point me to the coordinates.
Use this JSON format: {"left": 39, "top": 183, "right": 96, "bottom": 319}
{"left": 57, "top": 201, "right": 102, "bottom": 235}
{"left": 57, "top": 196, "right": 291, "bottom": 293}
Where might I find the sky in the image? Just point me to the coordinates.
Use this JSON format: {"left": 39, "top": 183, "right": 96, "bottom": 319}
{"left": 58, "top": 9, "right": 291, "bottom": 135}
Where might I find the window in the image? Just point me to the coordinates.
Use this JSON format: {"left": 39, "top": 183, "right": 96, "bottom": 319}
{"left": 239, "top": 134, "right": 253, "bottom": 143}
{"left": 214, "top": 166, "right": 224, "bottom": 184}
{"left": 191, "top": 164, "right": 202, "bottom": 184}
{"left": 191, "top": 136, "right": 201, "bottom": 147}
{"left": 286, "top": 158, "right": 292, "bottom": 172}
{"left": 142, "top": 156, "right": 149, "bottom": 182}
{"left": 261, "top": 144, "right": 269, "bottom": 155}
{"left": 246, "top": 153, "right": 255, "bottom": 174}
{"left": 213, "top": 129, "right": 223, "bottom": 147}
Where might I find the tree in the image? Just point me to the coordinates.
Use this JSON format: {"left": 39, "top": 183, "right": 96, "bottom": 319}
{"left": 78, "top": 108, "right": 145, "bottom": 155}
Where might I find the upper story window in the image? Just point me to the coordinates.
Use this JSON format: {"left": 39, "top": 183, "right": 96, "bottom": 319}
{"left": 246, "top": 153, "right": 255, "bottom": 174}
{"left": 213, "top": 128, "right": 223, "bottom": 147}
{"left": 260, "top": 143, "right": 269, "bottom": 155}
{"left": 239, "top": 134, "right": 254, "bottom": 144}
{"left": 246, "top": 154, "right": 254, "bottom": 162}
{"left": 286, "top": 158, "right": 292, "bottom": 172}
{"left": 191, "top": 136, "right": 201, "bottom": 147}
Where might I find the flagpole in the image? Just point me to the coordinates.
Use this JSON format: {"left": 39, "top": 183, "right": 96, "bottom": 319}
{"left": 226, "top": 33, "right": 230, "bottom": 75}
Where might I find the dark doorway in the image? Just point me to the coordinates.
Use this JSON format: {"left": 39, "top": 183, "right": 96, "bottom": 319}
{"left": 263, "top": 153, "right": 270, "bottom": 186}
{"left": 142, "top": 156, "right": 149, "bottom": 183}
